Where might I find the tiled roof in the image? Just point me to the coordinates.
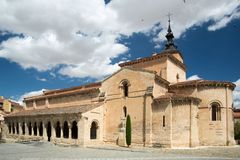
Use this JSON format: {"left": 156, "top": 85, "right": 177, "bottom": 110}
{"left": 118, "top": 51, "right": 186, "bottom": 71}
{"left": 170, "top": 80, "right": 235, "bottom": 90}
{"left": 5, "top": 102, "right": 103, "bottom": 117}
{"left": 24, "top": 82, "right": 101, "bottom": 101}
{"left": 154, "top": 93, "right": 201, "bottom": 103}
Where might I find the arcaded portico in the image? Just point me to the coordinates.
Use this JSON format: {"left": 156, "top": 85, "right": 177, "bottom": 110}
{"left": 5, "top": 101, "right": 104, "bottom": 146}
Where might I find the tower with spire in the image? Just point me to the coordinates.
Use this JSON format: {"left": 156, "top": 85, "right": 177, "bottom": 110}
{"left": 165, "top": 14, "right": 177, "bottom": 51}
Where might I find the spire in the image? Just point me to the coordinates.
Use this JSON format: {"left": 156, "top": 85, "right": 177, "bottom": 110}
{"left": 165, "top": 13, "right": 177, "bottom": 50}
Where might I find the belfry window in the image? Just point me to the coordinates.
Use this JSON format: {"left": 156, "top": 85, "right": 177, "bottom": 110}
{"left": 211, "top": 103, "right": 221, "bottom": 121}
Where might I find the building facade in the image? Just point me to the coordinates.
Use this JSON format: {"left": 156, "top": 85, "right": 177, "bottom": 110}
{"left": 0, "top": 96, "right": 23, "bottom": 141}
{"left": 3, "top": 23, "right": 236, "bottom": 148}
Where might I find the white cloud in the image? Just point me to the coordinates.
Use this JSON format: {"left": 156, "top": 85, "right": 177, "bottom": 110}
{"left": 0, "top": 0, "right": 239, "bottom": 78}
{"left": 17, "top": 89, "right": 46, "bottom": 105}
{"left": 233, "top": 79, "right": 240, "bottom": 109}
{"left": 36, "top": 77, "right": 47, "bottom": 82}
{"left": 187, "top": 75, "right": 202, "bottom": 81}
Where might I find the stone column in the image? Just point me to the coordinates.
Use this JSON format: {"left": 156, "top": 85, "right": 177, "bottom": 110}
{"left": 68, "top": 123, "right": 72, "bottom": 139}
{"left": 51, "top": 122, "right": 56, "bottom": 139}
{"left": 31, "top": 125, "right": 34, "bottom": 136}
{"left": 25, "top": 123, "right": 28, "bottom": 136}
{"left": 19, "top": 122, "right": 22, "bottom": 135}
{"left": 43, "top": 123, "right": 47, "bottom": 140}
{"left": 60, "top": 124, "right": 64, "bottom": 139}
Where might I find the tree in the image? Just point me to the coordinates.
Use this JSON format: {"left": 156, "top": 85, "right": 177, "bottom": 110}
{"left": 125, "top": 114, "right": 131, "bottom": 147}
{"left": 235, "top": 121, "right": 240, "bottom": 140}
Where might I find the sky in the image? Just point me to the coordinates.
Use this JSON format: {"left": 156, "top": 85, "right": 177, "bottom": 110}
{"left": 0, "top": 0, "right": 239, "bottom": 108}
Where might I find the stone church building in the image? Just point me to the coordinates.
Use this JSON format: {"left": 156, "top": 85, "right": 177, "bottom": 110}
{"left": 4, "top": 22, "right": 236, "bottom": 148}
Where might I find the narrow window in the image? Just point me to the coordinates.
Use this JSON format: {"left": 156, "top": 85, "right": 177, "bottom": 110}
{"left": 123, "top": 82, "right": 128, "bottom": 97}
{"left": 90, "top": 121, "right": 97, "bottom": 139}
{"left": 211, "top": 104, "right": 221, "bottom": 121}
{"left": 123, "top": 106, "right": 127, "bottom": 117}
{"left": 163, "top": 116, "right": 165, "bottom": 127}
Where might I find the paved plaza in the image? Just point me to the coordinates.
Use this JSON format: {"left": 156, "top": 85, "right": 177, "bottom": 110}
{"left": 0, "top": 142, "right": 240, "bottom": 160}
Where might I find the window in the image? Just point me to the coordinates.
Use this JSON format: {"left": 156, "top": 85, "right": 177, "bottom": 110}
{"left": 123, "top": 106, "right": 127, "bottom": 117}
{"left": 163, "top": 116, "right": 165, "bottom": 127}
{"left": 123, "top": 82, "right": 128, "bottom": 97}
{"left": 211, "top": 103, "right": 221, "bottom": 121}
{"left": 90, "top": 121, "right": 98, "bottom": 139}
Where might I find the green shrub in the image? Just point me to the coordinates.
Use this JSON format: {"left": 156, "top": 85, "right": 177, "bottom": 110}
{"left": 235, "top": 121, "right": 240, "bottom": 140}
{"left": 126, "top": 114, "right": 131, "bottom": 147}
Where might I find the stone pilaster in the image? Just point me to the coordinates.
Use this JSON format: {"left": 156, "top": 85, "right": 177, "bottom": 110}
{"left": 78, "top": 117, "right": 86, "bottom": 146}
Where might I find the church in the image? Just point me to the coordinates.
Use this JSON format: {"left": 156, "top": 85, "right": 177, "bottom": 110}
{"left": 3, "top": 21, "right": 236, "bottom": 148}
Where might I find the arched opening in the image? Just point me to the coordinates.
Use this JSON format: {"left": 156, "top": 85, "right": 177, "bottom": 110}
{"left": 22, "top": 122, "right": 25, "bottom": 135}
{"left": 63, "top": 121, "right": 69, "bottom": 138}
{"left": 39, "top": 122, "right": 43, "bottom": 136}
{"left": 90, "top": 121, "right": 98, "bottom": 139}
{"left": 16, "top": 123, "right": 19, "bottom": 134}
{"left": 28, "top": 122, "right": 32, "bottom": 135}
{"left": 71, "top": 121, "right": 78, "bottom": 139}
{"left": 47, "top": 122, "right": 51, "bottom": 142}
{"left": 8, "top": 124, "right": 11, "bottom": 134}
{"left": 33, "top": 122, "right": 37, "bottom": 136}
{"left": 12, "top": 123, "right": 15, "bottom": 134}
{"left": 55, "top": 121, "right": 61, "bottom": 138}
{"left": 123, "top": 106, "right": 127, "bottom": 117}
{"left": 123, "top": 82, "right": 128, "bottom": 97}
{"left": 211, "top": 103, "right": 221, "bottom": 121}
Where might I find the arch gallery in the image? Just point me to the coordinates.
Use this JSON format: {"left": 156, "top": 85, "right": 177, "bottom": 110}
{"left": 4, "top": 24, "right": 236, "bottom": 148}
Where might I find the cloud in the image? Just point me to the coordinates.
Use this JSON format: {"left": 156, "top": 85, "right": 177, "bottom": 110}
{"left": 0, "top": 0, "right": 239, "bottom": 78}
{"left": 233, "top": 79, "right": 240, "bottom": 109}
{"left": 187, "top": 75, "right": 202, "bottom": 81}
{"left": 36, "top": 77, "right": 47, "bottom": 82}
{"left": 17, "top": 89, "right": 46, "bottom": 105}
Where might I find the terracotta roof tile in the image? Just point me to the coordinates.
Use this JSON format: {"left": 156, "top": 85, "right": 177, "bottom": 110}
{"left": 154, "top": 93, "right": 201, "bottom": 103}
{"left": 170, "top": 80, "right": 235, "bottom": 90}
{"left": 5, "top": 102, "right": 103, "bottom": 117}
{"left": 119, "top": 51, "right": 186, "bottom": 71}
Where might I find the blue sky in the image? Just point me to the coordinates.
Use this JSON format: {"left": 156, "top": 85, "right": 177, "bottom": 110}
{"left": 0, "top": 0, "right": 239, "bottom": 107}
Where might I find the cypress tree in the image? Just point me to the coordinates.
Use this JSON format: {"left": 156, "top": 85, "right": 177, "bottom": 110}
{"left": 126, "top": 114, "right": 131, "bottom": 147}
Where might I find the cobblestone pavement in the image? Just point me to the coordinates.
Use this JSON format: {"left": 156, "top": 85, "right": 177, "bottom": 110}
{"left": 0, "top": 142, "right": 239, "bottom": 160}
